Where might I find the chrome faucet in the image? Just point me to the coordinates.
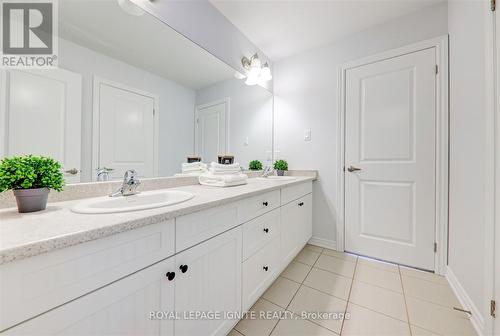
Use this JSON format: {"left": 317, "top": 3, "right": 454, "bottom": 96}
{"left": 109, "top": 170, "right": 141, "bottom": 197}
{"left": 96, "top": 167, "right": 113, "bottom": 182}
{"left": 262, "top": 165, "right": 274, "bottom": 178}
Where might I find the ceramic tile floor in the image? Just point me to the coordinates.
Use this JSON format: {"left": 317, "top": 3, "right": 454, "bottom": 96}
{"left": 230, "top": 245, "right": 477, "bottom": 336}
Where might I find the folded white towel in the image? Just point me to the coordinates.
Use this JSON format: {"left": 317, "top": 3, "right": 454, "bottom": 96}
{"left": 181, "top": 162, "right": 207, "bottom": 174}
{"left": 210, "top": 162, "right": 241, "bottom": 170}
{"left": 209, "top": 168, "right": 241, "bottom": 175}
{"left": 182, "top": 162, "right": 206, "bottom": 168}
{"left": 199, "top": 172, "right": 248, "bottom": 187}
{"left": 209, "top": 162, "right": 241, "bottom": 176}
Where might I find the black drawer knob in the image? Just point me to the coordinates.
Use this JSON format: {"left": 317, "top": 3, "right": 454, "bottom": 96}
{"left": 179, "top": 265, "right": 188, "bottom": 273}
{"left": 263, "top": 228, "right": 269, "bottom": 233}
{"left": 263, "top": 266, "right": 269, "bottom": 271}
{"left": 166, "top": 272, "right": 176, "bottom": 281}
{"left": 298, "top": 202, "right": 304, "bottom": 206}
{"left": 263, "top": 201, "right": 269, "bottom": 207}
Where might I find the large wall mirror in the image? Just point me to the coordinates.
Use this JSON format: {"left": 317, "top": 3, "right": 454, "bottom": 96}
{"left": 0, "top": 0, "right": 273, "bottom": 183}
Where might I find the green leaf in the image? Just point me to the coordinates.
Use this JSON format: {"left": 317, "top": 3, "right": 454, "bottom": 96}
{"left": 0, "top": 155, "right": 65, "bottom": 192}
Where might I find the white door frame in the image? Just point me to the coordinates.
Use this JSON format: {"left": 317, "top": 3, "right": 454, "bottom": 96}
{"left": 194, "top": 97, "right": 230, "bottom": 157}
{"left": 336, "top": 36, "right": 449, "bottom": 275}
{"left": 92, "top": 76, "right": 159, "bottom": 181}
{"left": 491, "top": 3, "right": 498, "bottom": 334}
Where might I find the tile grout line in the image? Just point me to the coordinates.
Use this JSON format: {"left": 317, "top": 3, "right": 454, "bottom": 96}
{"left": 267, "top": 249, "right": 323, "bottom": 336}
{"left": 398, "top": 265, "right": 413, "bottom": 336}
{"left": 339, "top": 255, "right": 358, "bottom": 335}
{"left": 287, "top": 251, "right": 345, "bottom": 335}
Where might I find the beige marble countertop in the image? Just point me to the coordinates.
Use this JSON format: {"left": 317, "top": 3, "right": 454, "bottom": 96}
{"left": 0, "top": 177, "right": 314, "bottom": 265}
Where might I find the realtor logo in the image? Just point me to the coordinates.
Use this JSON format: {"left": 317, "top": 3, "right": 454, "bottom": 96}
{"left": 1, "top": 0, "right": 58, "bottom": 68}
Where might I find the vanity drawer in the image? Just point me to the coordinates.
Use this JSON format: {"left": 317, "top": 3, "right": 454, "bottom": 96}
{"left": 281, "top": 181, "right": 312, "bottom": 205}
{"left": 0, "top": 220, "right": 175, "bottom": 332}
{"left": 238, "top": 190, "right": 280, "bottom": 223}
{"left": 242, "top": 209, "right": 280, "bottom": 261}
{"left": 242, "top": 237, "right": 281, "bottom": 311}
{"left": 176, "top": 203, "right": 238, "bottom": 252}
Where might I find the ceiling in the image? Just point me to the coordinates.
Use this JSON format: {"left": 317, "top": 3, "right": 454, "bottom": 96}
{"left": 210, "top": 0, "right": 444, "bottom": 61}
{"left": 60, "top": 0, "right": 235, "bottom": 90}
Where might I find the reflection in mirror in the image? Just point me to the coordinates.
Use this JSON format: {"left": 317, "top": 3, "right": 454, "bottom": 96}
{"left": 0, "top": 0, "right": 273, "bottom": 183}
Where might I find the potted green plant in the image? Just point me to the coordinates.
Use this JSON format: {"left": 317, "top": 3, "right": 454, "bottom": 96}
{"left": 0, "top": 155, "right": 64, "bottom": 213}
{"left": 248, "top": 160, "right": 263, "bottom": 171}
{"left": 273, "top": 159, "right": 288, "bottom": 176}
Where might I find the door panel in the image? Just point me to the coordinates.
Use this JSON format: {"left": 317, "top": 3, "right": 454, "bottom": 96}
{"left": 174, "top": 227, "right": 241, "bottom": 336}
{"left": 196, "top": 101, "right": 227, "bottom": 163}
{"left": 98, "top": 83, "right": 156, "bottom": 179}
{"left": 345, "top": 48, "right": 436, "bottom": 270}
{"left": 1, "top": 69, "right": 82, "bottom": 183}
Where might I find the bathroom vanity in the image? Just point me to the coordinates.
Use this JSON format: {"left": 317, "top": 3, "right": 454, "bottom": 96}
{"left": 0, "top": 178, "right": 313, "bottom": 335}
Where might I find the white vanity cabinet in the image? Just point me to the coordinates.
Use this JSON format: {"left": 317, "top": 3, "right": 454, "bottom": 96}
{"left": 5, "top": 228, "right": 242, "bottom": 336}
{"left": 5, "top": 257, "right": 177, "bottom": 336}
{"left": 2, "top": 180, "right": 314, "bottom": 336}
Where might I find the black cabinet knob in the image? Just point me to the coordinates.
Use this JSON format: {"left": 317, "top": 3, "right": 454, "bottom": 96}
{"left": 166, "top": 272, "right": 176, "bottom": 281}
{"left": 298, "top": 202, "right": 304, "bottom": 206}
{"left": 263, "top": 228, "right": 269, "bottom": 233}
{"left": 263, "top": 201, "right": 269, "bottom": 207}
{"left": 179, "top": 265, "right": 188, "bottom": 273}
{"left": 263, "top": 266, "right": 269, "bottom": 271}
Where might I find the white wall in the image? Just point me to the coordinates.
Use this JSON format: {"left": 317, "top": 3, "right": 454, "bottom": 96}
{"left": 447, "top": 0, "right": 491, "bottom": 330}
{"left": 59, "top": 39, "right": 196, "bottom": 181}
{"left": 196, "top": 78, "right": 273, "bottom": 168}
{"left": 273, "top": 3, "right": 448, "bottom": 247}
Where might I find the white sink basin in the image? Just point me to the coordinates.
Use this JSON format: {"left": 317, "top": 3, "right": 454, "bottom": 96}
{"left": 71, "top": 189, "right": 194, "bottom": 214}
{"left": 257, "top": 176, "right": 298, "bottom": 181}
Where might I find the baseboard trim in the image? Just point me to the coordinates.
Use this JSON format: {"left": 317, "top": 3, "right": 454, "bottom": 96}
{"left": 308, "top": 237, "right": 337, "bottom": 250}
{"left": 446, "top": 266, "right": 484, "bottom": 336}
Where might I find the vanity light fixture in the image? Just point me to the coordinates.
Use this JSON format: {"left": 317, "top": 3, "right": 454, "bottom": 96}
{"left": 241, "top": 53, "right": 272, "bottom": 86}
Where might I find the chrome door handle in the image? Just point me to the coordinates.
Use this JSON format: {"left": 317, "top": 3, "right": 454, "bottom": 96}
{"left": 64, "top": 168, "right": 79, "bottom": 175}
{"left": 347, "top": 165, "right": 362, "bottom": 172}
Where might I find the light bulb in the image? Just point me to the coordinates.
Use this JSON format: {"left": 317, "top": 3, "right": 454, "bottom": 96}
{"left": 245, "top": 65, "right": 261, "bottom": 85}
{"left": 259, "top": 63, "right": 272, "bottom": 82}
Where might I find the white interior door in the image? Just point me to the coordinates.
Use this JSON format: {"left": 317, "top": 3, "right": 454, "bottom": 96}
{"left": 0, "top": 69, "right": 82, "bottom": 183}
{"left": 95, "top": 80, "right": 157, "bottom": 180}
{"left": 195, "top": 100, "right": 228, "bottom": 163}
{"left": 344, "top": 48, "right": 437, "bottom": 270}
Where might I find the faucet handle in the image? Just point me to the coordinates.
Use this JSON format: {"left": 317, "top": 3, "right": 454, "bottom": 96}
{"left": 123, "top": 169, "right": 138, "bottom": 183}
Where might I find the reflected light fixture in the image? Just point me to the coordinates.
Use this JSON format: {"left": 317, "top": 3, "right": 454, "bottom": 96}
{"left": 241, "top": 53, "right": 272, "bottom": 86}
{"left": 117, "top": 0, "right": 145, "bottom": 16}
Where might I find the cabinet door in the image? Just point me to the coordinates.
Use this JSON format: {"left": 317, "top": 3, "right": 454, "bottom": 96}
{"left": 281, "top": 200, "right": 301, "bottom": 265}
{"left": 5, "top": 258, "right": 176, "bottom": 336}
{"left": 298, "top": 194, "right": 313, "bottom": 245}
{"left": 174, "top": 227, "right": 242, "bottom": 336}
{"left": 281, "top": 194, "right": 313, "bottom": 265}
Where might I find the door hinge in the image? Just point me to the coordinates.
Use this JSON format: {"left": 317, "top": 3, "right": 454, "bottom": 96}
{"left": 434, "top": 242, "right": 437, "bottom": 253}
{"left": 492, "top": 0, "right": 496, "bottom": 12}
{"left": 153, "top": 109, "right": 155, "bottom": 116}
{"left": 435, "top": 65, "right": 439, "bottom": 75}
{"left": 492, "top": 300, "right": 496, "bottom": 318}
